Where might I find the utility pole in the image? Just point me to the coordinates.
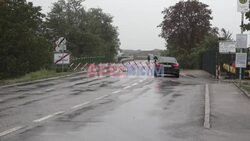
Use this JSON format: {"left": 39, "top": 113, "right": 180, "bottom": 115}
{"left": 237, "top": 0, "right": 249, "bottom": 85}
{"left": 239, "top": 13, "right": 244, "bottom": 82}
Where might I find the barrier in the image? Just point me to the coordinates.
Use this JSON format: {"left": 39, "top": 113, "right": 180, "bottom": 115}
{"left": 223, "top": 63, "right": 250, "bottom": 78}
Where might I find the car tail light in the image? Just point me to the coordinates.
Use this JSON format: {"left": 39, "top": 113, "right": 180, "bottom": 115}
{"left": 172, "top": 63, "right": 179, "bottom": 69}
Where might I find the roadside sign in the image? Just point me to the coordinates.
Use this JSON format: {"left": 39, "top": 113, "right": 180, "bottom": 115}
{"left": 219, "top": 41, "right": 236, "bottom": 54}
{"left": 55, "top": 37, "right": 67, "bottom": 52}
{"left": 54, "top": 52, "right": 70, "bottom": 65}
{"left": 236, "top": 34, "right": 248, "bottom": 48}
{"left": 237, "top": 0, "right": 249, "bottom": 13}
{"left": 235, "top": 53, "right": 247, "bottom": 68}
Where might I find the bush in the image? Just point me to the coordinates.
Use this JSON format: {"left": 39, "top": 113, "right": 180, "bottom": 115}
{"left": 0, "top": 0, "right": 53, "bottom": 79}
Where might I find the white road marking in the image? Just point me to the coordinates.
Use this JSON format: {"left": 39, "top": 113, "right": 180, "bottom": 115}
{"left": 112, "top": 90, "right": 122, "bottom": 94}
{"left": 95, "top": 95, "right": 109, "bottom": 100}
{"left": 132, "top": 83, "right": 138, "bottom": 86}
{"left": 53, "top": 111, "right": 65, "bottom": 116}
{"left": 123, "top": 86, "right": 131, "bottom": 89}
{"left": 204, "top": 84, "right": 211, "bottom": 129}
{"left": 33, "top": 111, "right": 64, "bottom": 123}
{"left": 45, "top": 88, "right": 54, "bottom": 92}
{"left": 0, "top": 126, "right": 23, "bottom": 137}
{"left": 71, "top": 102, "right": 90, "bottom": 109}
{"left": 139, "top": 80, "right": 144, "bottom": 83}
{"left": 33, "top": 115, "right": 53, "bottom": 123}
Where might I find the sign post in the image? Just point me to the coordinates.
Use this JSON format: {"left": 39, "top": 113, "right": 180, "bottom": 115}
{"left": 54, "top": 53, "right": 70, "bottom": 65}
{"left": 236, "top": 34, "right": 247, "bottom": 81}
{"left": 54, "top": 37, "right": 69, "bottom": 72}
{"left": 236, "top": 34, "right": 247, "bottom": 49}
{"left": 236, "top": 53, "right": 248, "bottom": 68}
{"left": 55, "top": 37, "right": 67, "bottom": 52}
{"left": 237, "top": 0, "right": 249, "bottom": 13}
{"left": 219, "top": 41, "right": 236, "bottom": 54}
{"left": 219, "top": 41, "right": 237, "bottom": 79}
{"left": 236, "top": 0, "right": 249, "bottom": 85}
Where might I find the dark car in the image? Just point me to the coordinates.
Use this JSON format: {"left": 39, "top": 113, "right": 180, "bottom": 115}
{"left": 154, "top": 57, "right": 180, "bottom": 78}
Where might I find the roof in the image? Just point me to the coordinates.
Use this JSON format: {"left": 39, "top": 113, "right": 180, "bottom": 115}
{"left": 159, "top": 57, "right": 177, "bottom": 63}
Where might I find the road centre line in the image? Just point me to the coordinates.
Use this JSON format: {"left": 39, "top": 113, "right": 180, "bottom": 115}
{"left": 0, "top": 126, "right": 24, "bottom": 137}
{"left": 112, "top": 90, "right": 122, "bottom": 94}
{"left": 204, "top": 84, "right": 211, "bottom": 129}
{"left": 33, "top": 115, "right": 53, "bottom": 123}
{"left": 132, "top": 83, "right": 138, "bottom": 86}
{"left": 71, "top": 101, "right": 90, "bottom": 109}
{"left": 33, "top": 111, "right": 64, "bottom": 123}
{"left": 45, "top": 88, "right": 54, "bottom": 92}
{"left": 123, "top": 86, "right": 131, "bottom": 89}
{"left": 95, "top": 95, "right": 109, "bottom": 100}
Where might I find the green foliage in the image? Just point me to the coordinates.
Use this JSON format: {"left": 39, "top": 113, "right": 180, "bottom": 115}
{"left": 0, "top": 0, "right": 53, "bottom": 79}
{"left": 244, "top": 12, "right": 250, "bottom": 31}
{"left": 220, "top": 28, "right": 232, "bottom": 40}
{"left": 190, "top": 33, "right": 219, "bottom": 68}
{"left": 0, "top": 0, "right": 120, "bottom": 80}
{"left": 46, "top": 0, "right": 120, "bottom": 61}
{"left": 161, "top": 29, "right": 219, "bottom": 68}
{"left": 0, "top": 69, "right": 71, "bottom": 85}
{"left": 159, "top": 0, "right": 213, "bottom": 68}
{"left": 242, "top": 84, "right": 250, "bottom": 94}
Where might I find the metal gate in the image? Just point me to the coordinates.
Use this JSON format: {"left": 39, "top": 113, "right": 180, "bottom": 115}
{"left": 201, "top": 48, "right": 217, "bottom": 76}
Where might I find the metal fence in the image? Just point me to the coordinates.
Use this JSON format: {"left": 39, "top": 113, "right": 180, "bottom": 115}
{"left": 201, "top": 48, "right": 217, "bottom": 76}
{"left": 201, "top": 47, "right": 250, "bottom": 79}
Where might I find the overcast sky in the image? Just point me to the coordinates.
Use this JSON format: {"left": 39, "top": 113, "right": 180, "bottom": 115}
{"left": 28, "top": 0, "right": 243, "bottom": 50}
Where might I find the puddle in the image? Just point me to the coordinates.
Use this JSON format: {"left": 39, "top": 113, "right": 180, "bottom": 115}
{"left": 0, "top": 106, "right": 14, "bottom": 112}
{"left": 58, "top": 106, "right": 94, "bottom": 121}
{"left": 36, "top": 83, "right": 55, "bottom": 88}
{"left": 172, "top": 94, "right": 183, "bottom": 98}
{"left": 21, "top": 98, "right": 44, "bottom": 106}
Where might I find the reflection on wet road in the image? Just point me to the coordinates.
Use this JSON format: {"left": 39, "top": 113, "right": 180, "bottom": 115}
{"left": 0, "top": 69, "right": 212, "bottom": 141}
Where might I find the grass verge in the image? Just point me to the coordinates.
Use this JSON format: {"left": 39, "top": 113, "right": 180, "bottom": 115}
{"left": 241, "top": 82, "right": 250, "bottom": 97}
{"left": 0, "top": 69, "right": 72, "bottom": 86}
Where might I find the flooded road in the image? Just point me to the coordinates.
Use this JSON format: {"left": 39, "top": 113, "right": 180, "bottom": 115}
{"left": 0, "top": 68, "right": 214, "bottom": 141}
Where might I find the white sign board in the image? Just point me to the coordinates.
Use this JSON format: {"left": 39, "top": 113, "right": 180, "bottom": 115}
{"left": 219, "top": 41, "right": 236, "bottom": 53}
{"left": 236, "top": 34, "right": 248, "bottom": 48}
{"left": 237, "top": 0, "right": 249, "bottom": 13}
{"left": 235, "top": 53, "right": 248, "bottom": 68}
{"left": 54, "top": 53, "right": 70, "bottom": 65}
{"left": 55, "top": 37, "right": 67, "bottom": 52}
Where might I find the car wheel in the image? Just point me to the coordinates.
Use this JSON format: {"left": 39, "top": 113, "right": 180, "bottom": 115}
{"left": 176, "top": 74, "right": 180, "bottom": 78}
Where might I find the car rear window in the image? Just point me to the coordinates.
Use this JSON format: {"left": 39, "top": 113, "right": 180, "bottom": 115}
{"left": 159, "top": 57, "right": 177, "bottom": 63}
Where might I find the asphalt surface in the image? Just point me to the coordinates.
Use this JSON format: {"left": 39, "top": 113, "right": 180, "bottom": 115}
{"left": 0, "top": 63, "right": 217, "bottom": 141}
{"left": 204, "top": 83, "right": 250, "bottom": 141}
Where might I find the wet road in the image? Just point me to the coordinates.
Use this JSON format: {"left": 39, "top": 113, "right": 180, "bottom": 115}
{"left": 0, "top": 65, "right": 214, "bottom": 141}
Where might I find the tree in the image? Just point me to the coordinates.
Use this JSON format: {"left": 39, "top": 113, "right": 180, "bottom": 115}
{"left": 159, "top": 0, "right": 212, "bottom": 68}
{"left": 0, "top": 0, "right": 52, "bottom": 79}
{"left": 243, "top": 11, "right": 250, "bottom": 31}
{"left": 220, "top": 28, "right": 232, "bottom": 40}
{"left": 46, "top": 0, "right": 120, "bottom": 60}
{"left": 191, "top": 28, "right": 219, "bottom": 68}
